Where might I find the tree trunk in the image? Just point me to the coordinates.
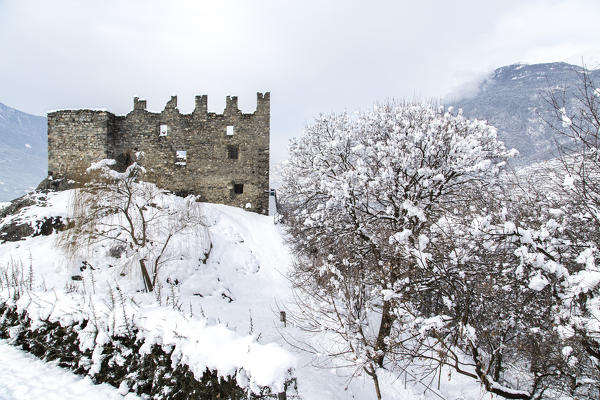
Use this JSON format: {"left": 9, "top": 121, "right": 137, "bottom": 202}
{"left": 371, "top": 370, "right": 382, "bottom": 400}
{"left": 374, "top": 300, "right": 393, "bottom": 367}
{"left": 139, "top": 259, "right": 153, "bottom": 292}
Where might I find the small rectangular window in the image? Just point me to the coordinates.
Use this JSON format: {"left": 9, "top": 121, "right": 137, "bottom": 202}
{"left": 226, "top": 125, "right": 234, "bottom": 136}
{"left": 227, "top": 145, "right": 239, "bottom": 159}
{"left": 175, "top": 150, "right": 187, "bottom": 166}
{"left": 234, "top": 183, "right": 244, "bottom": 194}
{"left": 159, "top": 124, "right": 168, "bottom": 136}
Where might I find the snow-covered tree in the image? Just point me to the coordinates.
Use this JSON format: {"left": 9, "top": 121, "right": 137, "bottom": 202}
{"left": 527, "top": 67, "right": 600, "bottom": 396}
{"left": 409, "top": 183, "right": 586, "bottom": 399}
{"left": 280, "top": 102, "right": 513, "bottom": 399}
{"left": 407, "top": 68, "right": 600, "bottom": 399}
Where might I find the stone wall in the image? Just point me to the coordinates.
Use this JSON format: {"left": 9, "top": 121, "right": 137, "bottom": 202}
{"left": 48, "top": 110, "right": 112, "bottom": 180}
{"left": 48, "top": 93, "right": 270, "bottom": 214}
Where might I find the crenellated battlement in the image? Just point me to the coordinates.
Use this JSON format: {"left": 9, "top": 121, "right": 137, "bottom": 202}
{"left": 47, "top": 93, "right": 270, "bottom": 214}
{"left": 126, "top": 93, "right": 269, "bottom": 117}
{"left": 194, "top": 95, "right": 208, "bottom": 115}
{"left": 133, "top": 97, "right": 147, "bottom": 111}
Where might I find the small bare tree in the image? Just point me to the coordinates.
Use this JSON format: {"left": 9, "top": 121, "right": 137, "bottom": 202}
{"left": 61, "top": 159, "right": 207, "bottom": 292}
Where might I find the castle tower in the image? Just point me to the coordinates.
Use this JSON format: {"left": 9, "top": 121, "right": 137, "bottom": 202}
{"left": 47, "top": 110, "right": 114, "bottom": 181}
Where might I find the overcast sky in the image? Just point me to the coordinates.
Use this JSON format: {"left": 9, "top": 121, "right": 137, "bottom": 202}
{"left": 1, "top": 0, "right": 599, "bottom": 163}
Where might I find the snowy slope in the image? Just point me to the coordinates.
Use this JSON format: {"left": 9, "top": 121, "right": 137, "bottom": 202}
{"left": 0, "top": 340, "right": 140, "bottom": 400}
{"left": 0, "top": 190, "right": 490, "bottom": 399}
{"left": 0, "top": 103, "right": 47, "bottom": 201}
{"left": 450, "top": 62, "right": 600, "bottom": 166}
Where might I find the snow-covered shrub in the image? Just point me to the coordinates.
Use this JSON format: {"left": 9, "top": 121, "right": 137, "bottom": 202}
{"left": 0, "top": 288, "right": 296, "bottom": 399}
{"left": 401, "top": 186, "right": 587, "bottom": 399}
{"left": 0, "top": 260, "right": 32, "bottom": 301}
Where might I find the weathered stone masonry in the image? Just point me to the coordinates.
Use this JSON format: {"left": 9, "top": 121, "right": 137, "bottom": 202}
{"left": 48, "top": 93, "right": 270, "bottom": 214}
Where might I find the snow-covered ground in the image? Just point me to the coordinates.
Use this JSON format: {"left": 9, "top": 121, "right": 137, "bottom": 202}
{"left": 0, "top": 189, "right": 490, "bottom": 399}
{"left": 0, "top": 340, "right": 140, "bottom": 400}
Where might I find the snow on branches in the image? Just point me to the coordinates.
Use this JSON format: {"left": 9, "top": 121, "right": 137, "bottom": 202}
{"left": 281, "top": 102, "right": 515, "bottom": 399}
{"left": 284, "top": 103, "right": 512, "bottom": 230}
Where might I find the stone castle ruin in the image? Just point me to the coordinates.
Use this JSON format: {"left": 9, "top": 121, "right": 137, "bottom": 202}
{"left": 47, "top": 93, "right": 270, "bottom": 214}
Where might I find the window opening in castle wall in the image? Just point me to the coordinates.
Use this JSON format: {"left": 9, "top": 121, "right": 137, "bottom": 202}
{"left": 234, "top": 183, "right": 244, "bottom": 194}
{"left": 159, "top": 124, "right": 169, "bottom": 136}
{"left": 175, "top": 150, "right": 187, "bottom": 166}
{"left": 226, "top": 125, "right": 234, "bottom": 136}
{"left": 228, "top": 145, "right": 239, "bottom": 159}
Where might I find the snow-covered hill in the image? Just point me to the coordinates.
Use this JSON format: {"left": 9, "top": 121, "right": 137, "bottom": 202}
{"left": 0, "top": 103, "right": 47, "bottom": 201}
{"left": 0, "top": 188, "right": 490, "bottom": 399}
{"left": 451, "top": 62, "right": 600, "bottom": 165}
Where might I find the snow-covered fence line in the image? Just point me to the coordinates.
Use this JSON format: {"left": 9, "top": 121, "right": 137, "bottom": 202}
{"left": 0, "top": 287, "right": 296, "bottom": 399}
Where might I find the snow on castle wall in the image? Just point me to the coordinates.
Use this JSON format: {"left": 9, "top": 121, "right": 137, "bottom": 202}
{"left": 47, "top": 93, "right": 270, "bottom": 214}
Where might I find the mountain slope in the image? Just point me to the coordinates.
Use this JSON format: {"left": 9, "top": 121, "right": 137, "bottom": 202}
{"left": 451, "top": 62, "right": 600, "bottom": 165}
{"left": 0, "top": 103, "right": 47, "bottom": 201}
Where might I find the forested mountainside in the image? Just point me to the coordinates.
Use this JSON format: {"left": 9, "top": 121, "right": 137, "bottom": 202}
{"left": 453, "top": 62, "right": 600, "bottom": 165}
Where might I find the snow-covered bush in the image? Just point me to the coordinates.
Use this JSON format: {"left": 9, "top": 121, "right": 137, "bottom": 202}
{"left": 0, "top": 287, "right": 296, "bottom": 399}
{"left": 403, "top": 185, "right": 585, "bottom": 399}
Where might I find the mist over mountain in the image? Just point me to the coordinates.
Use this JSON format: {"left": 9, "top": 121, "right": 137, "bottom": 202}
{"left": 1, "top": 62, "right": 599, "bottom": 202}
{"left": 450, "top": 62, "right": 600, "bottom": 166}
{"left": 0, "top": 103, "right": 47, "bottom": 201}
